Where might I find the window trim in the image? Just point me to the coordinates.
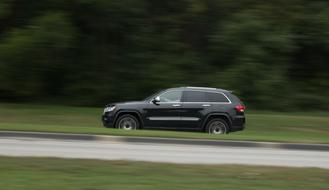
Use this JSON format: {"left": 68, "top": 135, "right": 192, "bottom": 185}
{"left": 182, "top": 90, "right": 232, "bottom": 104}
{"left": 148, "top": 90, "right": 183, "bottom": 103}
{"left": 205, "top": 91, "right": 231, "bottom": 103}
{"left": 149, "top": 89, "right": 232, "bottom": 104}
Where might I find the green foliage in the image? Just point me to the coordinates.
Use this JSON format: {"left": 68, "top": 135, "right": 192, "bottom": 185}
{"left": 0, "top": 0, "right": 328, "bottom": 110}
{"left": 0, "top": 0, "right": 11, "bottom": 18}
{"left": 1, "top": 157, "right": 329, "bottom": 190}
{"left": 0, "top": 103, "right": 328, "bottom": 143}
{"left": 0, "top": 11, "right": 76, "bottom": 99}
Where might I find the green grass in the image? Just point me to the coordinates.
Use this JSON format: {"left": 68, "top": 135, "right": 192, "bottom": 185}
{"left": 0, "top": 103, "right": 328, "bottom": 143}
{"left": 0, "top": 156, "right": 328, "bottom": 190}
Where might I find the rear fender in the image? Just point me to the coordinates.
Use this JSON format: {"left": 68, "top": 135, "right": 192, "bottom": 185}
{"left": 202, "top": 113, "right": 232, "bottom": 130}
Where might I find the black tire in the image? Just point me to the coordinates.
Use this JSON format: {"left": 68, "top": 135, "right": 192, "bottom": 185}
{"left": 115, "top": 114, "right": 140, "bottom": 130}
{"left": 205, "top": 118, "right": 228, "bottom": 135}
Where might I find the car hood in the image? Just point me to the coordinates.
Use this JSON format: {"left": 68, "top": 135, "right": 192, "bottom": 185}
{"left": 106, "top": 101, "right": 145, "bottom": 107}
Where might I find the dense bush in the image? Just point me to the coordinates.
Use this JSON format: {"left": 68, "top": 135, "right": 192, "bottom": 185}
{"left": 0, "top": 0, "right": 328, "bottom": 110}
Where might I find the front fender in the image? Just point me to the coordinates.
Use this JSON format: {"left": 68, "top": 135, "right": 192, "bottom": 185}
{"left": 114, "top": 109, "right": 144, "bottom": 127}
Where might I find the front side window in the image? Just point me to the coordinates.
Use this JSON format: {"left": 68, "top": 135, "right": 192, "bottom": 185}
{"left": 158, "top": 91, "right": 182, "bottom": 102}
{"left": 183, "top": 91, "right": 207, "bottom": 102}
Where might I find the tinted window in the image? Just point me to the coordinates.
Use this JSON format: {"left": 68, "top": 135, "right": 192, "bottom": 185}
{"left": 184, "top": 91, "right": 207, "bottom": 102}
{"left": 206, "top": 92, "right": 230, "bottom": 103}
{"left": 158, "top": 91, "right": 182, "bottom": 102}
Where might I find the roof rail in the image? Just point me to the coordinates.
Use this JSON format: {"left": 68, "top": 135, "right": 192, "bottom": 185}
{"left": 186, "top": 86, "right": 217, "bottom": 90}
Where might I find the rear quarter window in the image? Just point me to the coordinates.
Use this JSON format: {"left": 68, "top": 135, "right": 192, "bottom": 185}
{"left": 206, "top": 92, "right": 230, "bottom": 103}
{"left": 226, "top": 93, "right": 244, "bottom": 105}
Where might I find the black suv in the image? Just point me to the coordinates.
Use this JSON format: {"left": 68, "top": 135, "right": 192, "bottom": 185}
{"left": 102, "top": 87, "right": 246, "bottom": 134}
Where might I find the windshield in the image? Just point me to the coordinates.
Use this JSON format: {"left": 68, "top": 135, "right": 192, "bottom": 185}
{"left": 143, "top": 90, "right": 163, "bottom": 101}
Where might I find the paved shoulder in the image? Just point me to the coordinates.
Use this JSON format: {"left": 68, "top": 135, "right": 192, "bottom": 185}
{"left": 0, "top": 138, "right": 328, "bottom": 168}
{"left": 0, "top": 131, "right": 328, "bottom": 151}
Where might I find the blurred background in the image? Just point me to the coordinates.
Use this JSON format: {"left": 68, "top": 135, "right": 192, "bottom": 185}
{"left": 0, "top": 0, "right": 328, "bottom": 110}
{"left": 0, "top": 2, "right": 329, "bottom": 189}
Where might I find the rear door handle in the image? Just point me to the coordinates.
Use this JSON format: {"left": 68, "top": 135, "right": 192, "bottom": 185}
{"left": 202, "top": 104, "right": 211, "bottom": 107}
{"left": 172, "top": 104, "right": 181, "bottom": 107}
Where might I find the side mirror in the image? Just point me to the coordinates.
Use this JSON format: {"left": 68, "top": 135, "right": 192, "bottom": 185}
{"left": 152, "top": 96, "right": 160, "bottom": 104}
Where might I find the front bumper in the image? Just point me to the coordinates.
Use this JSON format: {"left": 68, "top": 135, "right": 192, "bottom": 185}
{"left": 102, "top": 112, "right": 115, "bottom": 127}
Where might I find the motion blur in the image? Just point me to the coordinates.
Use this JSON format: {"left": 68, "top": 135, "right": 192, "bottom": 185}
{"left": 0, "top": 2, "right": 329, "bottom": 190}
{"left": 0, "top": 0, "right": 328, "bottom": 110}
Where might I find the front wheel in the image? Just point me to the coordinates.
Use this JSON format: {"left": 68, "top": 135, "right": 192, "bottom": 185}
{"left": 115, "top": 114, "right": 139, "bottom": 131}
{"left": 205, "top": 118, "right": 228, "bottom": 135}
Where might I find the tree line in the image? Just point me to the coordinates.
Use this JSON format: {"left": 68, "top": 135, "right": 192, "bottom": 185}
{"left": 0, "top": 0, "right": 328, "bottom": 110}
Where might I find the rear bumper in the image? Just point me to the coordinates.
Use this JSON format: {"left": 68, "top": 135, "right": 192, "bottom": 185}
{"left": 230, "top": 115, "right": 246, "bottom": 132}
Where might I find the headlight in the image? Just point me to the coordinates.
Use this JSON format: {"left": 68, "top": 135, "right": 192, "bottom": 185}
{"left": 103, "top": 106, "right": 116, "bottom": 113}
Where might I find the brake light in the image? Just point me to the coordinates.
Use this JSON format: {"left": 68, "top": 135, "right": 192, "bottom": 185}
{"left": 235, "top": 105, "right": 246, "bottom": 112}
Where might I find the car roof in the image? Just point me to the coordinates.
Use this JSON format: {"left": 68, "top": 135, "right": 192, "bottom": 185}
{"left": 167, "top": 86, "right": 230, "bottom": 93}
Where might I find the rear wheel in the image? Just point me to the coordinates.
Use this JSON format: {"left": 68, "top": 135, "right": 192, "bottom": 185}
{"left": 115, "top": 114, "right": 139, "bottom": 130}
{"left": 205, "top": 118, "right": 228, "bottom": 135}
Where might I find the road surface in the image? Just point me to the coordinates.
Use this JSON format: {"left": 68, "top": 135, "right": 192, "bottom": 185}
{"left": 0, "top": 137, "right": 328, "bottom": 168}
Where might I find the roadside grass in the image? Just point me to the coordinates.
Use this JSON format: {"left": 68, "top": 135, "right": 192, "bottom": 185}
{"left": 0, "top": 103, "right": 328, "bottom": 143}
{"left": 0, "top": 156, "right": 328, "bottom": 190}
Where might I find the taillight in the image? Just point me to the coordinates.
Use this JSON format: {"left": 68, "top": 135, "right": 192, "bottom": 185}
{"left": 235, "top": 105, "right": 246, "bottom": 112}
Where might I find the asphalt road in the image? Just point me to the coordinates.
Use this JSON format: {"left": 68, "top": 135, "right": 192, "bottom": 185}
{"left": 0, "top": 137, "right": 328, "bottom": 168}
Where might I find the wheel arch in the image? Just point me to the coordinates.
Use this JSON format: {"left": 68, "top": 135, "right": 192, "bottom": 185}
{"left": 202, "top": 113, "right": 232, "bottom": 131}
{"left": 114, "top": 110, "right": 144, "bottom": 128}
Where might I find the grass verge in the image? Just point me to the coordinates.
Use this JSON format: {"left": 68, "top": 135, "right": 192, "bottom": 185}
{"left": 0, "top": 103, "right": 328, "bottom": 144}
{"left": 0, "top": 156, "right": 328, "bottom": 190}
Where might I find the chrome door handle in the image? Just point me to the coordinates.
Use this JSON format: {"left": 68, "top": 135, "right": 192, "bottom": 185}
{"left": 202, "top": 104, "right": 211, "bottom": 107}
{"left": 172, "top": 104, "right": 181, "bottom": 107}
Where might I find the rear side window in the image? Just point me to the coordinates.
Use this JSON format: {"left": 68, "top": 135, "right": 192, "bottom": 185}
{"left": 206, "top": 92, "right": 230, "bottom": 103}
{"left": 183, "top": 91, "right": 207, "bottom": 102}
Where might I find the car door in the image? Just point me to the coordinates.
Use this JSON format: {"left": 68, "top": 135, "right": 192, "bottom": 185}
{"left": 180, "top": 90, "right": 212, "bottom": 129}
{"left": 144, "top": 90, "right": 183, "bottom": 129}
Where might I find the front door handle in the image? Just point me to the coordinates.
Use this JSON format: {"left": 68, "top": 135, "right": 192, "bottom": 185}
{"left": 172, "top": 104, "right": 181, "bottom": 107}
{"left": 202, "top": 104, "right": 211, "bottom": 107}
